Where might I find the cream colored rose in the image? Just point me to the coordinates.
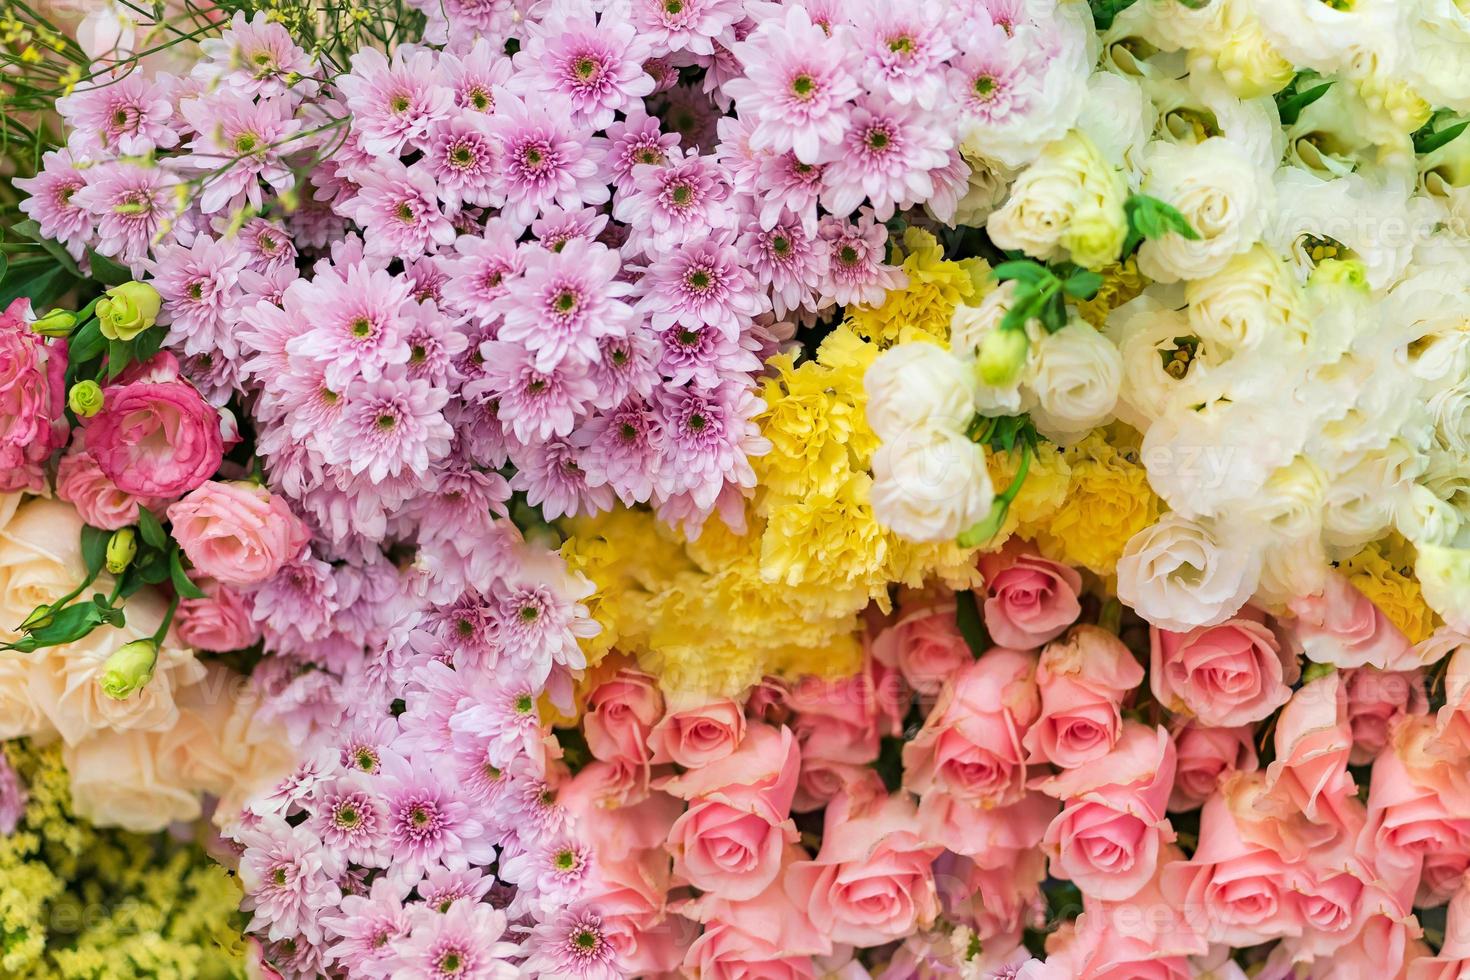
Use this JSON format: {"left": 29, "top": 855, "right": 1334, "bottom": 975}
{"left": 1137, "top": 137, "right": 1273, "bottom": 283}
{"left": 988, "top": 131, "right": 1127, "bottom": 270}
{"left": 1185, "top": 246, "right": 1305, "bottom": 353}
{"left": 0, "top": 497, "right": 88, "bottom": 636}
{"left": 870, "top": 426, "right": 994, "bottom": 542}
{"left": 1417, "top": 544, "right": 1470, "bottom": 634}
{"left": 1023, "top": 321, "right": 1122, "bottom": 444}
{"left": 1116, "top": 513, "right": 1261, "bottom": 631}
{"left": 64, "top": 728, "right": 202, "bottom": 832}
{"left": 864, "top": 343, "right": 978, "bottom": 444}
{"left": 0, "top": 652, "right": 49, "bottom": 741}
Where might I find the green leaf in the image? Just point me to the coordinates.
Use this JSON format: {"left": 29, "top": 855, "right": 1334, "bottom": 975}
{"left": 8, "top": 219, "right": 81, "bottom": 278}
{"left": 1124, "top": 194, "right": 1201, "bottom": 257}
{"left": 1276, "top": 78, "right": 1334, "bottom": 127}
{"left": 84, "top": 248, "right": 132, "bottom": 286}
{"left": 136, "top": 508, "right": 168, "bottom": 550}
{"left": 3, "top": 602, "right": 108, "bottom": 652}
{"left": 954, "top": 588, "right": 989, "bottom": 657}
{"left": 69, "top": 319, "right": 105, "bottom": 363}
{"left": 135, "top": 552, "right": 169, "bottom": 586}
{"left": 80, "top": 525, "right": 110, "bottom": 578}
{"left": 1088, "top": 0, "right": 1139, "bottom": 31}
{"left": 1063, "top": 269, "right": 1104, "bottom": 300}
{"left": 131, "top": 326, "right": 164, "bottom": 364}
{"left": 168, "top": 548, "right": 207, "bottom": 600}
{"left": 1415, "top": 118, "right": 1470, "bottom": 155}
{"left": 0, "top": 253, "right": 7, "bottom": 285}
{"left": 992, "top": 260, "right": 1051, "bottom": 286}
{"left": 0, "top": 263, "right": 74, "bottom": 311}
{"left": 106, "top": 338, "right": 134, "bottom": 380}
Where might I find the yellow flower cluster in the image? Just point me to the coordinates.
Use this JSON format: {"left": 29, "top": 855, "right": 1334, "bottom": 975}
{"left": 563, "top": 322, "right": 983, "bottom": 702}
{"left": 1075, "top": 258, "right": 1148, "bottom": 329}
{"left": 0, "top": 741, "right": 244, "bottom": 980}
{"left": 1342, "top": 537, "right": 1440, "bottom": 645}
{"left": 846, "top": 228, "right": 989, "bottom": 347}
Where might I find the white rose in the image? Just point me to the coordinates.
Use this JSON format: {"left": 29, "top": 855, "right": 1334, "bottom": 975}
{"left": 1185, "top": 245, "right": 1305, "bottom": 353}
{"left": 1023, "top": 321, "right": 1122, "bottom": 444}
{"left": 870, "top": 425, "right": 994, "bottom": 542}
{"left": 987, "top": 131, "right": 1126, "bottom": 269}
{"left": 0, "top": 497, "right": 87, "bottom": 635}
{"left": 1137, "top": 137, "right": 1273, "bottom": 283}
{"left": 1243, "top": 456, "right": 1328, "bottom": 543}
{"left": 864, "top": 343, "right": 978, "bottom": 443}
{"left": 1416, "top": 543, "right": 1470, "bottom": 634}
{"left": 64, "top": 728, "right": 202, "bottom": 832}
{"left": 1115, "top": 513, "right": 1261, "bottom": 631}
{"left": 1396, "top": 483, "right": 1461, "bottom": 547}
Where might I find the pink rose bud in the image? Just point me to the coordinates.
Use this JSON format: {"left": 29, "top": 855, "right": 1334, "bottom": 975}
{"left": 977, "top": 539, "right": 1083, "bottom": 649}
{"left": 82, "top": 377, "right": 223, "bottom": 497}
{"left": 584, "top": 668, "right": 664, "bottom": 765}
{"left": 1168, "top": 722, "right": 1257, "bottom": 813}
{"left": 870, "top": 597, "right": 973, "bottom": 699}
{"left": 1024, "top": 625, "right": 1144, "bottom": 769}
{"left": 167, "top": 480, "right": 310, "bottom": 588}
{"left": 1343, "top": 666, "right": 1427, "bottom": 766}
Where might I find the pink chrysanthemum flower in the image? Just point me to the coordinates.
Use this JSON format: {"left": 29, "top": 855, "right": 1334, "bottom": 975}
{"left": 327, "top": 375, "right": 452, "bottom": 483}
{"left": 852, "top": 0, "right": 955, "bottom": 108}
{"left": 657, "top": 81, "right": 721, "bottom": 152}
{"left": 450, "top": 739, "right": 513, "bottom": 810}
{"left": 149, "top": 234, "right": 250, "bottom": 357}
{"left": 449, "top": 680, "right": 545, "bottom": 769}
{"left": 924, "top": 148, "right": 973, "bottom": 225}
{"left": 815, "top": 212, "right": 907, "bottom": 308}
{"left": 0, "top": 752, "right": 26, "bottom": 834}
{"left": 238, "top": 817, "right": 344, "bottom": 944}
{"left": 178, "top": 92, "right": 302, "bottom": 214}
{"left": 604, "top": 107, "right": 680, "bottom": 185}
{"left": 948, "top": 30, "right": 1032, "bottom": 128}
{"left": 269, "top": 359, "right": 348, "bottom": 448}
{"left": 389, "top": 900, "right": 518, "bottom": 980}
{"left": 509, "top": 436, "right": 615, "bottom": 520}
{"left": 71, "top": 162, "right": 177, "bottom": 269}
{"left": 193, "top": 10, "right": 317, "bottom": 99}
{"left": 338, "top": 46, "right": 455, "bottom": 156}
{"left": 378, "top": 755, "right": 494, "bottom": 887}
{"left": 405, "top": 256, "right": 450, "bottom": 308}
{"left": 639, "top": 233, "right": 765, "bottom": 340}
{"left": 518, "top": 905, "right": 625, "bottom": 980}
{"left": 486, "top": 93, "right": 610, "bottom": 228}
{"left": 614, "top": 149, "right": 734, "bottom": 251}
{"left": 402, "top": 306, "right": 468, "bottom": 386}
{"left": 349, "top": 161, "right": 457, "bottom": 260}
{"left": 409, "top": 0, "right": 519, "bottom": 49}
{"left": 252, "top": 555, "right": 340, "bottom": 647}
{"left": 57, "top": 73, "right": 178, "bottom": 156}
{"left": 475, "top": 341, "right": 598, "bottom": 443}
{"left": 738, "top": 214, "right": 827, "bottom": 318}
{"left": 586, "top": 331, "right": 660, "bottom": 410}
{"left": 422, "top": 113, "right": 502, "bottom": 212}
{"left": 821, "top": 93, "right": 952, "bottom": 220}
{"left": 499, "top": 833, "right": 594, "bottom": 912}
{"left": 724, "top": 3, "right": 859, "bottom": 164}
{"left": 439, "top": 37, "right": 513, "bottom": 114}
{"left": 322, "top": 877, "right": 411, "bottom": 977}
{"left": 652, "top": 381, "right": 768, "bottom": 509}
{"left": 338, "top": 716, "right": 402, "bottom": 776}
{"left": 628, "top": 0, "right": 743, "bottom": 57}
{"left": 497, "top": 240, "right": 634, "bottom": 371}
{"left": 512, "top": 4, "right": 655, "bottom": 130}
{"left": 656, "top": 322, "right": 760, "bottom": 389}
{"left": 530, "top": 205, "right": 608, "bottom": 253}
{"left": 236, "top": 217, "right": 298, "bottom": 272}
{"left": 416, "top": 867, "right": 496, "bottom": 914}
{"left": 574, "top": 399, "right": 660, "bottom": 505}
{"left": 285, "top": 263, "right": 412, "bottom": 388}
{"left": 14, "top": 149, "right": 92, "bottom": 260}
{"left": 439, "top": 224, "right": 524, "bottom": 321}
{"left": 396, "top": 659, "right": 477, "bottom": 758}
{"left": 310, "top": 775, "right": 390, "bottom": 868}
{"left": 491, "top": 543, "right": 598, "bottom": 691}
{"left": 754, "top": 151, "right": 826, "bottom": 235}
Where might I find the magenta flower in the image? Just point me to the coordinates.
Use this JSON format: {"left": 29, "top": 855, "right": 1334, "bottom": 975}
{"left": 639, "top": 233, "right": 765, "bottom": 340}
{"left": 509, "top": 436, "right": 615, "bottom": 520}
{"left": 349, "top": 161, "right": 457, "bottom": 260}
{"left": 724, "top": 3, "right": 859, "bottom": 164}
{"left": 13, "top": 149, "right": 92, "bottom": 261}
{"left": 238, "top": 817, "right": 344, "bottom": 944}
{"left": 0, "top": 300, "right": 69, "bottom": 494}
{"left": 738, "top": 214, "right": 827, "bottom": 318}
{"left": 326, "top": 375, "right": 452, "bottom": 483}
{"left": 604, "top": 106, "right": 680, "bottom": 185}
{"left": 338, "top": 46, "right": 455, "bottom": 156}
{"left": 148, "top": 235, "right": 250, "bottom": 358}
{"left": 56, "top": 73, "right": 178, "bottom": 156}
{"left": 285, "top": 263, "right": 412, "bottom": 388}
{"left": 388, "top": 900, "right": 518, "bottom": 980}
{"left": 497, "top": 240, "right": 634, "bottom": 371}
{"left": 486, "top": 92, "right": 610, "bottom": 228}
{"left": 512, "top": 4, "right": 655, "bottom": 130}
{"left": 321, "top": 877, "right": 411, "bottom": 977}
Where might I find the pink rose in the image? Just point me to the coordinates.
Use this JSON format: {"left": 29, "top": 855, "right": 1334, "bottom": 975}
{"left": 1039, "top": 916, "right": 1193, "bottom": 980}
{"left": 586, "top": 844, "right": 692, "bottom": 977}
{"left": 1023, "top": 626, "right": 1144, "bottom": 769}
{"left": 937, "top": 848, "right": 1047, "bottom": 944}
{"left": 55, "top": 441, "right": 174, "bottom": 530}
{"left": 1420, "top": 850, "right": 1470, "bottom": 909}
{"left": 1262, "top": 673, "right": 1360, "bottom": 835}
{"left": 902, "top": 647, "right": 1039, "bottom": 810}
{"left": 744, "top": 676, "right": 792, "bottom": 726}
{"left": 585, "top": 668, "right": 663, "bottom": 765}
{"left": 1409, "top": 881, "right": 1470, "bottom": 979}
{"left": 1436, "top": 632, "right": 1470, "bottom": 757}
{"left": 1169, "top": 722, "right": 1257, "bottom": 812}
{"left": 173, "top": 578, "right": 259, "bottom": 652}
{"left": 977, "top": 540, "right": 1082, "bottom": 649}
{"left": 788, "top": 659, "right": 905, "bottom": 768}
{"left": 1289, "top": 572, "right": 1415, "bottom": 670}
{"left": 681, "top": 852, "right": 832, "bottom": 980}
{"left": 870, "top": 599, "right": 972, "bottom": 698}
{"left": 1037, "top": 723, "right": 1177, "bottom": 902}
{"left": 792, "top": 758, "right": 880, "bottom": 815}
{"left": 785, "top": 791, "right": 943, "bottom": 946}
{"left": 82, "top": 376, "right": 223, "bottom": 497}
{"left": 661, "top": 724, "right": 800, "bottom": 901}
{"left": 0, "top": 299, "right": 68, "bottom": 493}
{"left": 1344, "top": 667, "right": 1426, "bottom": 765}
{"left": 1162, "top": 779, "right": 1308, "bottom": 947}
{"left": 1365, "top": 716, "right": 1470, "bottom": 875}
{"left": 917, "top": 787, "right": 1056, "bottom": 859}
{"left": 683, "top": 923, "right": 815, "bottom": 980}
{"left": 1149, "top": 607, "right": 1295, "bottom": 726}
{"left": 648, "top": 698, "right": 744, "bottom": 768}
{"left": 167, "top": 481, "right": 309, "bottom": 588}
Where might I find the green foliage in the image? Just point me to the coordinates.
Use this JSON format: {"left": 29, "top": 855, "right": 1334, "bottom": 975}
{"left": 1275, "top": 72, "right": 1335, "bottom": 126}
{"left": 1088, "top": 0, "right": 1139, "bottom": 30}
{"left": 1123, "top": 193, "right": 1202, "bottom": 257}
{"left": 993, "top": 260, "right": 1103, "bottom": 335}
{"left": 1414, "top": 109, "right": 1470, "bottom": 155}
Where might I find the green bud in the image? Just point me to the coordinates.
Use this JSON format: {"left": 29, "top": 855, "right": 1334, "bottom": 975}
{"left": 99, "top": 639, "right": 158, "bottom": 700}
{"left": 68, "top": 380, "right": 105, "bottom": 418}
{"left": 30, "top": 308, "right": 78, "bottom": 337}
{"left": 19, "top": 604, "right": 55, "bottom": 632}
{"left": 976, "top": 328, "right": 1029, "bottom": 387}
{"left": 96, "top": 282, "right": 161, "bottom": 342}
{"left": 957, "top": 498, "right": 1010, "bottom": 549}
{"left": 1301, "top": 661, "right": 1337, "bottom": 684}
{"left": 1308, "top": 257, "right": 1370, "bottom": 294}
{"left": 105, "top": 528, "right": 137, "bottom": 575}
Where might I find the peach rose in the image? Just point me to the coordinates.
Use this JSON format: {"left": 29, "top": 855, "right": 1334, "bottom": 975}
{"left": 788, "top": 660, "right": 904, "bottom": 768}
{"left": 977, "top": 539, "right": 1083, "bottom": 649}
{"left": 1408, "top": 881, "right": 1470, "bottom": 979}
{"left": 1262, "top": 673, "right": 1360, "bottom": 836}
{"left": 1344, "top": 666, "right": 1427, "bottom": 766}
{"left": 1365, "top": 716, "right": 1470, "bottom": 875}
{"left": 792, "top": 758, "right": 880, "bottom": 815}
{"left": 174, "top": 578, "right": 259, "bottom": 653}
{"left": 585, "top": 668, "right": 664, "bottom": 765}
{"left": 1169, "top": 722, "right": 1257, "bottom": 812}
{"left": 870, "top": 599, "right": 972, "bottom": 699}
{"left": 681, "top": 850, "right": 832, "bottom": 979}
{"left": 661, "top": 723, "right": 800, "bottom": 901}
{"left": 1149, "top": 607, "right": 1296, "bottom": 727}
{"left": 1023, "top": 626, "right": 1144, "bottom": 769}
{"left": 649, "top": 698, "right": 744, "bottom": 768}
{"left": 1288, "top": 572, "right": 1415, "bottom": 670}
{"left": 785, "top": 791, "right": 943, "bottom": 946}
{"left": 1436, "top": 633, "right": 1470, "bottom": 757}
{"left": 1037, "top": 723, "right": 1177, "bottom": 902}
{"left": 0, "top": 497, "right": 87, "bottom": 632}
{"left": 917, "top": 787, "right": 1057, "bottom": 860}
{"left": 64, "top": 728, "right": 202, "bottom": 832}
{"left": 902, "top": 647, "right": 1039, "bottom": 809}
{"left": 167, "top": 480, "right": 310, "bottom": 588}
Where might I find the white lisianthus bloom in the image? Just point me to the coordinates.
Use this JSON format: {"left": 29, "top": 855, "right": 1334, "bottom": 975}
{"left": 1243, "top": 456, "right": 1328, "bottom": 543}
{"left": 951, "top": 159, "right": 1018, "bottom": 227}
{"left": 1387, "top": 267, "right": 1470, "bottom": 385}
{"left": 1256, "top": 0, "right": 1408, "bottom": 76}
{"left": 1076, "top": 70, "right": 1154, "bottom": 182}
{"left": 1416, "top": 543, "right": 1470, "bottom": 634}
{"left": 1105, "top": 294, "right": 1214, "bottom": 429}
{"left": 1144, "top": 69, "right": 1285, "bottom": 171}
{"left": 1255, "top": 535, "right": 1332, "bottom": 612}
{"left": 987, "top": 131, "right": 1127, "bottom": 270}
{"left": 864, "top": 343, "right": 978, "bottom": 444}
{"left": 869, "top": 425, "right": 994, "bottom": 543}
{"left": 1136, "top": 137, "right": 1274, "bottom": 283}
{"left": 1209, "top": 4, "right": 1294, "bottom": 100}
{"left": 1268, "top": 168, "right": 1429, "bottom": 291}
{"left": 1115, "top": 512, "right": 1262, "bottom": 631}
{"left": 1321, "top": 442, "right": 1425, "bottom": 551}
{"left": 1404, "top": 0, "right": 1470, "bottom": 113}
{"left": 1428, "top": 380, "right": 1470, "bottom": 457}
{"left": 1023, "top": 321, "right": 1122, "bottom": 444}
{"left": 1396, "top": 483, "right": 1462, "bottom": 547}
{"left": 1185, "top": 245, "right": 1305, "bottom": 353}
{"left": 949, "top": 287, "right": 1028, "bottom": 416}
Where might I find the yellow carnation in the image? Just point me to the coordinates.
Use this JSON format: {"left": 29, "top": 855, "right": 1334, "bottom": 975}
{"left": 1034, "top": 431, "right": 1160, "bottom": 576}
{"left": 1342, "top": 539, "right": 1439, "bottom": 644}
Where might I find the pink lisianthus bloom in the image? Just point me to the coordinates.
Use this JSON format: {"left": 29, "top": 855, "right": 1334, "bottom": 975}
{"left": 1150, "top": 606, "right": 1297, "bottom": 727}
{"left": 0, "top": 299, "right": 69, "bottom": 493}
{"left": 81, "top": 370, "right": 223, "bottom": 498}
{"left": 168, "top": 481, "right": 310, "bottom": 588}
{"left": 1023, "top": 625, "right": 1144, "bottom": 769}
{"left": 977, "top": 538, "right": 1083, "bottom": 649}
